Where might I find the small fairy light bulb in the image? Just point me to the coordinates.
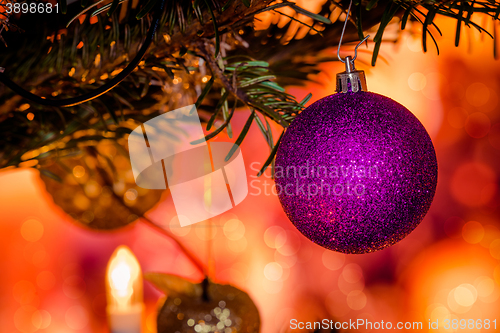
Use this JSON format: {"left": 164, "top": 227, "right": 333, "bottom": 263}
{"left": 106, "top": 245, "right": 144, "bottom": 333}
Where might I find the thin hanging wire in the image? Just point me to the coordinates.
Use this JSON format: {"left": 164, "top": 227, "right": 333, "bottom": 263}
{"left": 337, "top": 0, "right": 370, "bottom": 64}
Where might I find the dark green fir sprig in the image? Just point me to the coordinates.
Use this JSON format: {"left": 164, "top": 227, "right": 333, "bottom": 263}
{"left": 0, "top": 0, "right": 499, "bottom": 177}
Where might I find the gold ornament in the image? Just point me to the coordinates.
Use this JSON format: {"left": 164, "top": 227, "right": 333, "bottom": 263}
{"left": 146, "top": 273, "right": 261, "bottom": 333}
{"left": 40, "top": 140, "right": 164, "bottom": 230}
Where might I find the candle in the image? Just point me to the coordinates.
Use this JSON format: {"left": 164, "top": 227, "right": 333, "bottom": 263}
{"left": 106, "top": 245, "right": 144, "bottom": 333}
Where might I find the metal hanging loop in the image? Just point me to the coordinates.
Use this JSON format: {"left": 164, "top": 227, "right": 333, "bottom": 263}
{"left": 337, "top": 0, "right": 370, "bottom": 65}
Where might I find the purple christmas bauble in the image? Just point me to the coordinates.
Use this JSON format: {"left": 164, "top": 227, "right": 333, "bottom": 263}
{"left": 275, "top": 92, "right": 438, "bottom": 254}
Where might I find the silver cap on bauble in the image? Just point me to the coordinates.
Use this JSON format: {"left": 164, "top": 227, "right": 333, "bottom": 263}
{"left": 336, "top": 55, "right": 367, "bottom": 93}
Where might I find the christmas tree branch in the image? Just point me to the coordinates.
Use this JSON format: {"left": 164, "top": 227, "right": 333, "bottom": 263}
{"left": 1, "top": 0, "right": 499, "bottom": 174}
{"left": 86, "top": 146, "right": 207, "bottom": 276}
{"left": 196, "top": 40, "right": 291, "bottom": 128}
{"left": 197, "top": 41, "right": 251, "bottom": 106}
{"left": 139, "top": 216, "right": 207, "bottom": 277}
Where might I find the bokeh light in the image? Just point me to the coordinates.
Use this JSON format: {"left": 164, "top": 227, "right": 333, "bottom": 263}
{"left": 462, "top": 221, "right": 484, "bottom": 244}
{"left": 322, "top": 251, "right": 345, "bottom": 271}
{"left": 263, "top": 226, "right": 287, "bottom": 249}
{"left": 20, "top": 219, "right": 44, "bottom": 242}
{"left": 65, "top": 305, "right": 89, "bottom": 330}
{"left": 465, "top": 112, "right": 491, "bottom": 138}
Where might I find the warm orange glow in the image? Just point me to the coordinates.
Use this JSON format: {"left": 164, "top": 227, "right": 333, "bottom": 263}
{"left": 2, "top": 8, "right": 500, "bottom": 333}
{"left": 105, "top": 246, "right": 143, "bottom": 311}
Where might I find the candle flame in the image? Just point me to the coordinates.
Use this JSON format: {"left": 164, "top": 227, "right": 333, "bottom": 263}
{"left": 106, "top": 246, "right": 142, "bottom": 310}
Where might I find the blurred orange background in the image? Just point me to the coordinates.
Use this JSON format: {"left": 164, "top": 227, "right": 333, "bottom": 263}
{"left": 1, "top": 13, "right": 500, "bottom": 333}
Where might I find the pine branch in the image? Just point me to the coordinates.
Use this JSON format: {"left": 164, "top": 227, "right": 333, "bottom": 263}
{"left": 1, "top": 0, "right": 499, "bottom": 174}
{"left": 197, "top": 40, "right": 291, "bottom": 127}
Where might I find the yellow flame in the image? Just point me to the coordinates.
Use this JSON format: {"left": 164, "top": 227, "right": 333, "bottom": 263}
{"left": 106, "top": 246, "right": 142, "bottom": 310}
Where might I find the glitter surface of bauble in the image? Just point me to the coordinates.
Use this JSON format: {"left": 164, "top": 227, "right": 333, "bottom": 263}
{"left": 275, "top": 91, "right": 438, "bottom": 254}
